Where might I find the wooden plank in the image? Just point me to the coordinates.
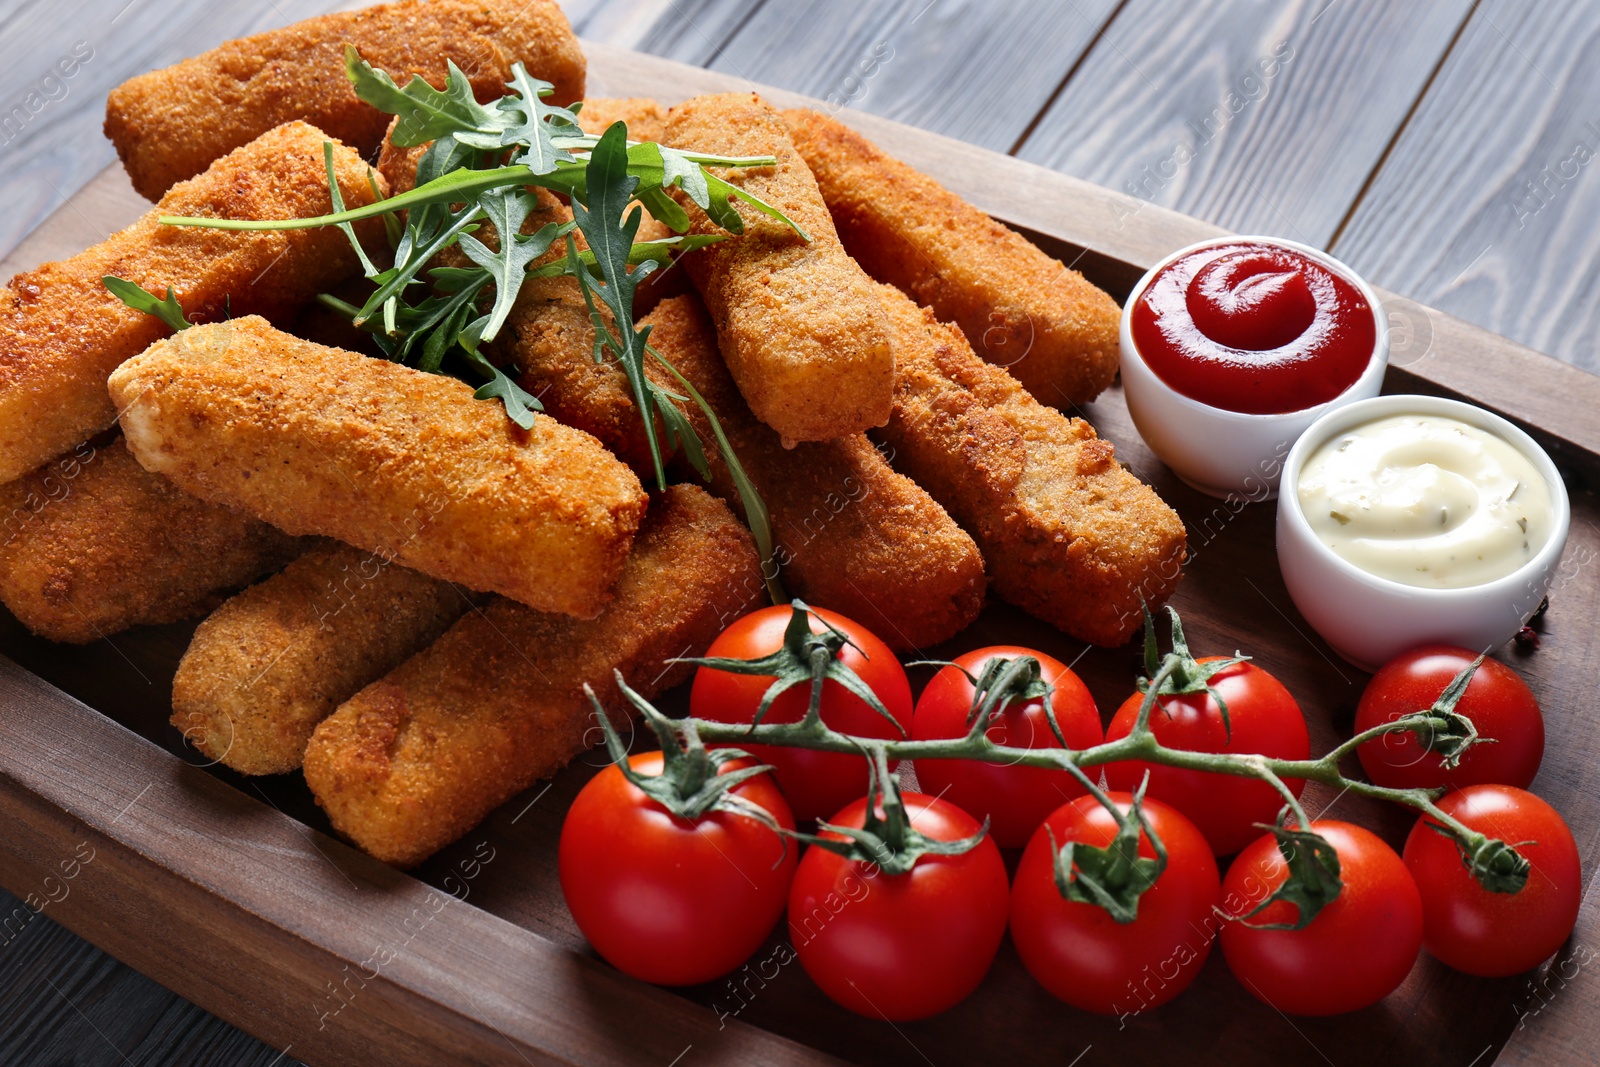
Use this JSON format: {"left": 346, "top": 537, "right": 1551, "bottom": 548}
{"left": 1015, "top": 0, "right": 1473, "bottom": 245}
{"left": 562, "top": 0, "right": 774, "bottom": 66}
{"left": 1333, "top": 1, "right": 1600, "bottom": 375}
{"left": 0, "top": 889, "right": 299, "bottom": 1066}
{"left": 0, "top": 0, "right": 362, "bottom": 263}
{"left": 700, "top": 0, "right": 1120, "bottom": 152}
{"left": 5, "top": 39, "right": 1600, "bottom": 1067}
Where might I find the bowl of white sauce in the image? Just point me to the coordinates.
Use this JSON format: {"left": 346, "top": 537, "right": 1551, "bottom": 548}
{"left": 1276, "top": 394, "right": 1570, "bottom": 671}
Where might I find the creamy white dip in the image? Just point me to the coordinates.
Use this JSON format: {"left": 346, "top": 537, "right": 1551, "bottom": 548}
{"left": 1297, "top": 413, "right": 1552, "bottom": 589}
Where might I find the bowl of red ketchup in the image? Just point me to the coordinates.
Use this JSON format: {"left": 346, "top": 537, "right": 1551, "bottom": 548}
{"left": 1119, "top": 235, "right": 1388, "bottom": 500}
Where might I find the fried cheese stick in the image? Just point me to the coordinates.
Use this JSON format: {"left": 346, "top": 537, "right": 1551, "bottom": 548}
{"left": 0, "top": 440, "right": 302, "bottom": 644}
{"left": 172, "top": 542, "right": 471, "bottom": 775}
{"left": 303, "top": 484, "right": 762, "bottom": 867}
{"left": 105, "top": 0, "right": 584, "bottom": 200}
{"left": 0, "top": 121, "right": 384, "bottom": 488}
{"left": 645, "top": 294, "right": 986, "bottom": 650}
{"left": 664, "top": 93, "right": 893, "bottom": 444}
{"left": 873, "top": 284, "right": 1185, "bottom": 646}
{"left": 783, "top": 108, "right": 1121, "bottom": 408}
{"left": 107, "top": 316, "right": 647, "bottom": 619}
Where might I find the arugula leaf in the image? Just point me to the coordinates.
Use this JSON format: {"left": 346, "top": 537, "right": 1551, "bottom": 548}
{"left": 345, "top": 46, "right": 502, "bottom": 148}
{"left": 497, "top": 65, "right": 579, "bottom": 173}
{"left": 457, "top": 189, "right": 570, "bottom": 342}
{"left": 525, "top": 233, "right": 727, "bottom": 281}
{"left": 103, "top": 276, "right": 192, "bottom": 331}
{"left": 323, "top": 142, "right": 381, "bottom": 279}
{"left": 461, "top": 348, "right": 542, "bottom": 429}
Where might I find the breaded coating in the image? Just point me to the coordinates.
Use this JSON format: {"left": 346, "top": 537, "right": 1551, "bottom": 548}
{"left": 172, "top": 542, "right": 471, "bottom": 776}
{"left": 665, "top": 93, "right": 894, "bottom": 444}
{"left": 376, "top": 123, "right": 428, "bottom": 196}
{"left": 107, "top": 316, "right": 647, "bottom": 619}
{"left": 303, "top": 485, "right": 763, "bottom": 867}
{"left": 873, "top": 284, "right": 1185, "bottom": 646}
{"left": 783, "top": 108, "right": 1121, "bottom": 408}
{"left": 0, "top": 440, "right": 303, "bottom": 644}
{"left": 105, "top": 0, "right": 584, "bottom": 200}
{"left": 645, "top": 295, "right": 986, "bottom": 650}
{"left": 500, "top": 274, "right": 663, "bottom": 473}
{"left": 577, "top": 97, "right": 667, "bottom": 144}
{"left": 0, "top": 122, "right": 384, "bottom": 487}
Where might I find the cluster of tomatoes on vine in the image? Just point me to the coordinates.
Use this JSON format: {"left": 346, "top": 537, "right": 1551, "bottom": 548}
{"left": 558, "top": 602, "right": 1579, "bottom": 1022}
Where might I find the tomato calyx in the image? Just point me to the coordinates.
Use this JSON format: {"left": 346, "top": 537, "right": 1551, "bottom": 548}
{"left": 1136, "top": 607, "right": 1249, "bottom": 740}
{"left": 1386, "top": 654, "right": 1494, "bottom": 771}
{"left": 677, "top": 599, "right": 903, "bottom": 736}
{"left": 1420, "top": 819, "right": 1532, "bottom": 894}
{"left": 1047, "top": 776, "right": 1168, "bottom": 924}
{"left": 587, "top": 675, "right": 787, "bottom": 840}
{"left": 911, "top": 653, "right": 1058, "bottom": 738}
{"left": 795, "top": 749, "right": 987, "bottom": 877}
{"left": 1223, "top": 811, "right": 1343, "bottom": 930}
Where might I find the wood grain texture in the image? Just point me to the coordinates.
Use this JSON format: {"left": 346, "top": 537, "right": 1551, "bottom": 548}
{"left": 701, "top": 0, "right": 1121, "bottom": 151}
{"left": 1, "top": 7, "right": 1599, "bottom": 1064}
{"left": 0, "top": 887, "right": 300, "bottom": 1066}
{"left": 566, "top": 0, "right": 770, "bottom": 65}
{"left": 1016, "top": 0, "right": 1474, "bottom": 245}
{"left": 4, "top": 44, "right": 1600, "bottom": 1064}
{"left": 0, "top": 0, "right": 364, "bottom": 262}
{"left": 1333, "top": 1, "right": 1600, "bottom": 374}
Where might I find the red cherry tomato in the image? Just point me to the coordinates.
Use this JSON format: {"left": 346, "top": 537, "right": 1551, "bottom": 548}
{"left": 912, "top": 647, "right": 1103, "bottom": 848}
{"left": 1356, "top": 646, "right": 1543, "bottom": 790}
{"left": 1105, "top": 658, "right": 1310, "bottom": 855}
{"left": 789, "top": 793, "right": 1009, "bottom": 1021}
{"left": 1220, "top": 820, "right": 1422, "bottom": 1016}
{"left": 1009, "top": 793, "right": 1220, "bottom": 1015}
{"left": 1403, "top": 785, "right": 1580, "bottom": 977}
{"left": 559, "top": 753, "right": 796, "bottom": 986}
{"left": 690, "top": 606, "right": 912, "bottom": 824}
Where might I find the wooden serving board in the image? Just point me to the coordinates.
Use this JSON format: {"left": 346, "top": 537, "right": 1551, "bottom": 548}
{"left": 3, "top": 42, "right": 1598, "bottom": 1067}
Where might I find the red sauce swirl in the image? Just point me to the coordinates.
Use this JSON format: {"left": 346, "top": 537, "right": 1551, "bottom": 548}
{"left": 1130, "top": 242, "right": 1376, "bottom": 414}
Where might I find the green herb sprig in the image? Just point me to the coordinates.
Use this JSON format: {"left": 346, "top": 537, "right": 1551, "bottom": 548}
{"left": 108, "top": 49, "right": 797, "bottom": 603}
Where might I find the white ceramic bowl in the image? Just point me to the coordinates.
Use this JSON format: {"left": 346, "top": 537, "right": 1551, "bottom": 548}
{"left": 1276, "top": 394, "right": 1571, "bottom": 671}
{"left": 1119, "top": 235, "right": 1389, "bottom": 500}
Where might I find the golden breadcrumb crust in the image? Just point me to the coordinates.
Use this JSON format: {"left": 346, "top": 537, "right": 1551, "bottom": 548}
{"left": 0, "top": 439, "right": 303, "bottom": 643}
{"left": 644, "top": 294, "right": 987, "bottom": 651}
{"left": 172, "top": 541, "right": 472, "bottom": 776}
{"left": 105, "top": 0, "right": 584, "bottom": 200}
{"left": 303, "top": 484, "right": 762, "bottom": 867}
{"left": 0, "top": 121, "right": 384, "bottom": 486}
{"left": 783, "top": 108, "right": 1121, "bottom": 408}
{"left": 665, "top": 93, "right": 893, "bottom": 443}
{"left": 107, "top": 316, "right": 647, "bottom": 619}
{"left": 873, "top": 284, "right": 1185, "bottom": 646}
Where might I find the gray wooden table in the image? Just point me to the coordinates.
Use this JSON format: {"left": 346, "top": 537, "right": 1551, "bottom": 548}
{"left": 1, "top": 0, "right": 1596, "bottom": 1062}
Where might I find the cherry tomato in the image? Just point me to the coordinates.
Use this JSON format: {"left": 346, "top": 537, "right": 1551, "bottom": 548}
{"left": 691, "top": 606, "right": 912, "bottom": 824}
{"left": 1009, "top": 793, "right": 1221, "bottom": 1015}
{"left": 912, "top": 647, "right": 1103, "bottom": 848}
{"left": 789, "top": 793, "right": 1009, "bottom": 1021}
{"left": 1355, "top": 646, "right": 1543, "bottom": 790}
{"left": 1105, "top": 659, "right": 1310, "bottom": 855}
{"left": 1220, "top": 820, "right": 1422, "bottom": 1016}
{"left": 559, "top": 753, "right": 796, "bottom": 986}
{"left": 1403, "top": 785, "right": 1580, "bottom": 977}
